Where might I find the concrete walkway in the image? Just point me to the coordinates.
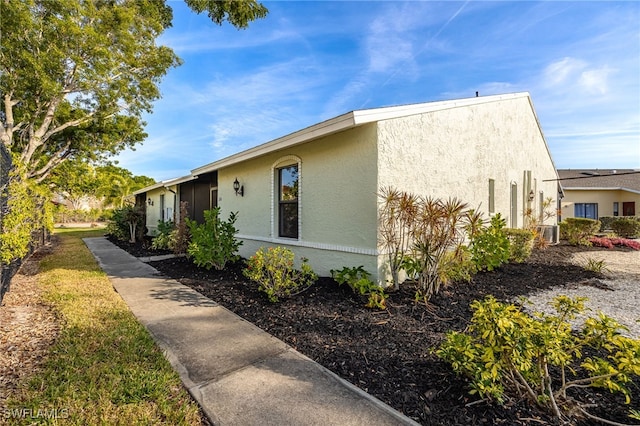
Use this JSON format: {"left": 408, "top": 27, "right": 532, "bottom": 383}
{"left": 83, "top": 237, "right": 419, "bottom": 426}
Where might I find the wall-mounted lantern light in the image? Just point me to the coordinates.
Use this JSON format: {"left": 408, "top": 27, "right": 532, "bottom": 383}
{"left": 233, "top": 178, "right": 244, "bottom": 197}
{"left": 147, "top": 198, "right": 154, "bottom": 206}
{"left": 528, "top": 189, "right": 535, "bottom": 202}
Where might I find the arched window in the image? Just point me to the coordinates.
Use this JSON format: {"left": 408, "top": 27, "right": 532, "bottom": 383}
{"left": 271, "top": 156, "right": 301, "bottom": 239}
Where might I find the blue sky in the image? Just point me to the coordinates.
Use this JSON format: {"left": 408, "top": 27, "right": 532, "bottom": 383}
{"left": 113, "top": 1, "right": 640, "bottom": 181}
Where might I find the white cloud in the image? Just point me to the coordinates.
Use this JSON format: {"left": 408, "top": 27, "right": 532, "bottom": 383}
{"left": 578, "top": 66, "right": 614, "bottom": 95}
{"left": 543, "top": 57, "right": 587, "bottom": 86}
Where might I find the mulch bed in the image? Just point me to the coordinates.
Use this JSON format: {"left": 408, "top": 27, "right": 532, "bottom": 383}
{"left": 113, "top": 237, "right": 639, "bottom": 425}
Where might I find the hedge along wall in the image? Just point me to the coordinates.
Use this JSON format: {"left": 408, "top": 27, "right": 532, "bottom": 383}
{"left": 0, "top": 145, "right": 52, "bottom": 304}
{"left": 0, "top": 143, "right": 14, "bottom": 303}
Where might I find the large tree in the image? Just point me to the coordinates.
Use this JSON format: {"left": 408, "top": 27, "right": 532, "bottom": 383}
{"left": 0, "top": 0, "right": 268, "bottom": 183}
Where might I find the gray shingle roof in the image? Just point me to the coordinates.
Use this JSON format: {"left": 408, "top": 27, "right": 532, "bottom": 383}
{"left": 557, "top": 169, "right": 640, "bottom": 193}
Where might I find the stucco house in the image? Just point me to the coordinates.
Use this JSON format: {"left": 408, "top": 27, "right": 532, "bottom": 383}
{"left": 558, "top": 169, "right": 640, "bottom": 220}
{"left": 134, "top": 92, "right": 559, "bottom": 282}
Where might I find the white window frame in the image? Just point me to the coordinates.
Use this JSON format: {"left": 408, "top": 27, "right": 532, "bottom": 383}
{"left": 271, "top": 155, "right": 302, "bottom": 240}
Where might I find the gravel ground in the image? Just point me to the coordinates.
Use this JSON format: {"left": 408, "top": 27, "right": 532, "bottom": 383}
{"left": 524, "top": 249, "right": 640, "bottom": 339}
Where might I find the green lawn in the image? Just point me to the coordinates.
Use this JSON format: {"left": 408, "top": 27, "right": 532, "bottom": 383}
{"left": 5, "top": 229, "right": 203, "bottom": 425}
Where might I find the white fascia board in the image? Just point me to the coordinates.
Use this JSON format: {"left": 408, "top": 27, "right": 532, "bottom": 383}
{"left": 133, "top": 181, "right": 166, "bottom": 195}
{"left": 166, "top": 175, "right": 197, "bottom": 186}
{"left": 563, "top": 187, "right": 640, "bottom": 195}
{"left": 352, "top": 92, "right": 530, "bottom": 124}
{"left": 191, "top": 92, "right": 532, "bottom": 175}
{"left": 132, "top": 175, "right": 195, "bottom": 195}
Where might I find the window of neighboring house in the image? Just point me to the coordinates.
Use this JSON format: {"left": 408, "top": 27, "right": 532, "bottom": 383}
{"left": 278, "top": 164, "right": 299, "bottom": 238}
{"left": 574, "top": 203, "right": 598, "bottom": 219}
{"left": 160, "top": 194, "right": 165, "bottom": 221}
{"left": 613, "top": 202, "right": 619, "bottom": 217}
{"left": 488, "top": 179, "right": 495, "bottom": 214}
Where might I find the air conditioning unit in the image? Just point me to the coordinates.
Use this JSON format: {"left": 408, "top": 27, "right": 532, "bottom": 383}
{"left": 537, "top": 225, "right": 560, "bottom": 245}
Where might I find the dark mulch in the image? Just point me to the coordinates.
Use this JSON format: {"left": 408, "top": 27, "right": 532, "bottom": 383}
{"left": 110, "top": 236, "right": 639, "bottom": 425}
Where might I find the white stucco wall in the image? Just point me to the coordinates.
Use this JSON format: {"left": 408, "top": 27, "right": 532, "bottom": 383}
{"left": 218, "top": 125, "right": 380, "bottom": 277}
{"left": 145, "top": 186, "right": 177, "bottom": 235}
{"left": 376, "top": 96, "right": 559, "bottom": 228}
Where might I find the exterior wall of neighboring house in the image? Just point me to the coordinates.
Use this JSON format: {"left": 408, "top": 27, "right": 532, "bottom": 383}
{"left": 560, "top": 189, "right": 640, "bottom": 219}
{"left": 145, "top": 185, "right": 177, "bottom": 235}
{"left": 218, "top": 124, "right": 380, "bottom": 276}
{"left": 376, "top": 96, "right": 559, "bottom": 229}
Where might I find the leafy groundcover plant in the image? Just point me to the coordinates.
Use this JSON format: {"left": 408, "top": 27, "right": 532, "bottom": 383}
{"left": 331, "top": 266, "right": 387, "bottom": 310}
{"left": 589, "top": 236, "right": 640, "bottom": 251}
{"left": 437, "top": 295, "right": 640, "bottom": 424}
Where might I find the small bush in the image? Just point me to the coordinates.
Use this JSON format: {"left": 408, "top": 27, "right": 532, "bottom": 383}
{"left": 582, "top": 257, "right": 608, "bottom": 273}
{"left": 437, "top": 295, "right": 640, "bottom": 423}
{"left": 559, "top": 217, "right": 600, "bottom": 246}
{"left": 151, "top": 220, "right": 175, "bottom": 250}
{"left": 437, "top": 247, "right": 476, "bottom": 285}
{"left": 611, "top": 217, "right": 640, "bottom": 238}
{"left": 186, "top": 207, "right": 242, "bottom": 270}
{"left": 244, "top": 247, "right": 317, "bottom": 302}
{"left": 469, "top": 214, "right": 510, "bottom": 272}
{"left": 504, "top": 228, "right": 535, "bottom": 263}
{"left": 598, "top": 216, "right": 617, "bottom": 232}
{"left": 105, "top": 205, "right": 145, "bottom": 243}
{"left": 331, "top": 266, "right": 387, "bottom": 310}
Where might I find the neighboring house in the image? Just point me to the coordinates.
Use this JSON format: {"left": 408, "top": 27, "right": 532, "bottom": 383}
{"left": 135, "top": 92, "right": 559, "bottom": 282}
{"left": 558, "top": 169, "right": 640, "bottom": 220}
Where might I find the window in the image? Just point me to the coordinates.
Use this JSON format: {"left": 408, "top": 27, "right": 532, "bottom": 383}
{"left": 160, "top": 194, "right": 165, "bottom": 221}
{"left": 278, "top": 164, "right": 299, "bottom": 238}
{"left": 613, "top": 202, "right": 619, "bottom": 217}
{"left": 539, "top": 191, "right": 544, "bottom": 223}
{"left": 510, "top": 182, "right": 518, "bottom": 228}
{"left": 488, "top": 179, "right": 495, "bottom": 214}
{"left": 574, "top": 203, "right": 598, "bottom": 219}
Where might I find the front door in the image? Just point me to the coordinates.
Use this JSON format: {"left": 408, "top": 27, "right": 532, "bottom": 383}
{"left": 622, "top": 202, "right": 636, "bottom": 216}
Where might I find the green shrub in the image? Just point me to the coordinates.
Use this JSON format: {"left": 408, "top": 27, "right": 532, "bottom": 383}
{"left": 504, "top": 228, "right": 535, "bottom": 263}
{"left": 331, "top": 266, "right": 387, "bottom": 310}
{"left": 244, "top": 246, "right": 317, "bottom": 302}
{"left": 151, "top": 220, "right": 175, "bottom": 250}
{"left": 186, "top": 207, "right": 242, "bottom": 270}
{"left": 1, "top": 173, "right": 53, "bottom": 264}
{"left": 437, "top": 247, "right": 476, "bottom": 285}
{"left": 105, "top": 205, "right": 145, "bottom": 243}
{"left": 437, "top": 295, "right": 640, "bottom": 423}
{"left": 468, "top": 214, "right": 510, "bottom": 272}
{"left": 611, "top": 217, "right": 640, "bottom": 238}
{"left": 559, "top": 217, "right": 600, "bottom": 246}
{"left": 598, "top": 216, "right": 617, "bottom": 232}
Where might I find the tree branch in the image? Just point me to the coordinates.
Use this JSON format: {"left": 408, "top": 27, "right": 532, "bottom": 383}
{"left": 1, "top": 93, "right": 19, "bottom": 147}
{"left": 28, "top": 141, "right": 72, "bottom": 183}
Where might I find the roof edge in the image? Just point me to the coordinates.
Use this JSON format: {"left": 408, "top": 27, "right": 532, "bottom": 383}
{"left": 192, "top": 92, "right": 533, "bottom": 175}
